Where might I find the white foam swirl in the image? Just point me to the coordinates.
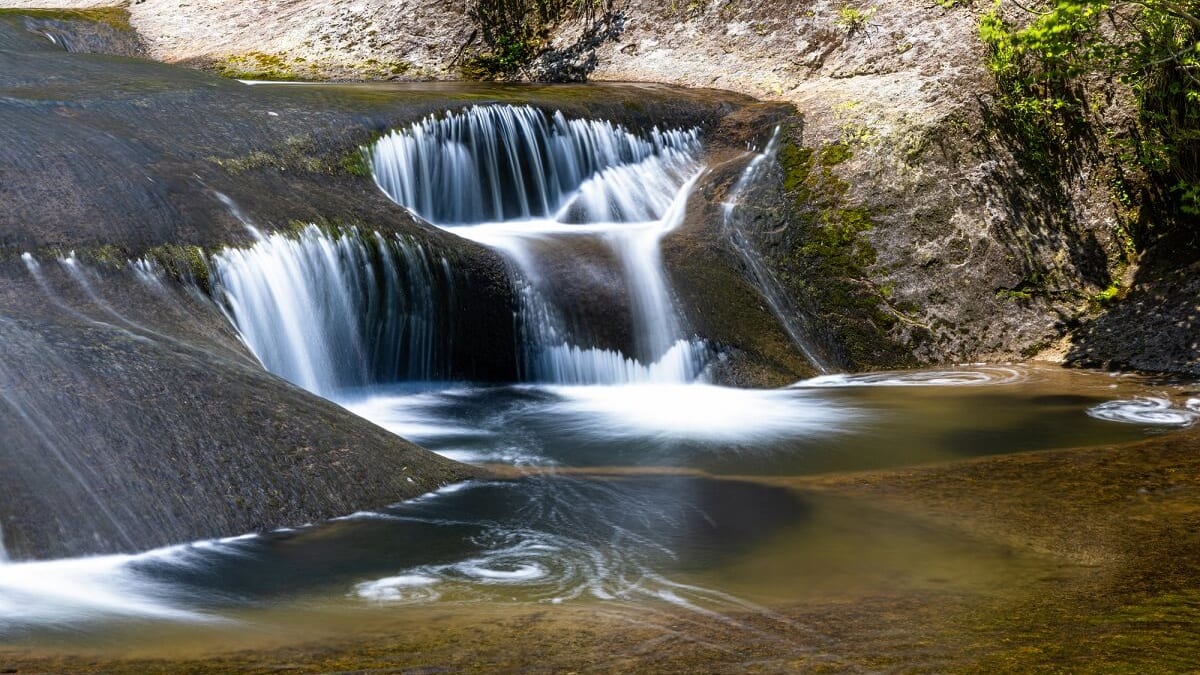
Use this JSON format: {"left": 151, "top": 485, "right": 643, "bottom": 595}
{"left": 792, "top": 367, "right": 1026, "bottom": 388}
{"left": 1086, "top": 397, "right": 1199, "bottom": 427}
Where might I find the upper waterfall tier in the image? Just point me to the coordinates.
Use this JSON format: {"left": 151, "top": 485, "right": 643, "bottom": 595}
{"left": 370, "top": 104, "right": 702, "bottom": 226}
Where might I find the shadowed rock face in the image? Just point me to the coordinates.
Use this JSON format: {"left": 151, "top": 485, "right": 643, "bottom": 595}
{"left": 1067, "top": 250, "right": 1200, "bottom": 377}
{"left": 0, "top": 16, "right": 808, "bottom": 558}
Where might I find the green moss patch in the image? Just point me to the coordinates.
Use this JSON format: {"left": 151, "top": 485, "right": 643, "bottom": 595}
{"left": 0, "top": 7, "right": 133, "bottom": 32}
{"left": 208, "top": 134, "right": 373, "bottom": 177}
{"left": 143, "top": 244, "right": 213, "bottom": 293}
{"left": 212, "top": 51, "right": 303, "bottom": 81}
{"left": 775, "top": 130, "right": 917, "bottom": 368}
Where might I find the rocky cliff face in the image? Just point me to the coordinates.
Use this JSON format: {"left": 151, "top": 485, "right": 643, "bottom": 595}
{"left": 568, "top": 1, "right": 1190, "bottom": 375}
{"left": 566, "top": 1, "right": 1133, "bottom": 370}
{"left": 4, "top": 0, "right": 1166, "bottom": 372}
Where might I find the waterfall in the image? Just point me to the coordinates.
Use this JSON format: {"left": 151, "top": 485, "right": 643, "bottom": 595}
{"left": 211, "top": 225, "right": 453, "bottom": 397}
{"left": 722, "top": 128, "right": 829, "bottom": 373}
{"left": 371, "top": 105, "right": 701, "bottom": 225}
{"left": 370, "top": 104, "right": 708, "bottom": 385}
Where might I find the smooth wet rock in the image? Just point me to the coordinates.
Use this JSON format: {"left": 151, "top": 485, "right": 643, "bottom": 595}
{"left": 0, "top": 260, "right": 474, "bottom": 560}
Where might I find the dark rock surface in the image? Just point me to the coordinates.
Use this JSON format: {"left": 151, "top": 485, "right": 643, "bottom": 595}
{"left": 0, "top": 260, "right": 473, "bottom": 560}
{"left": 0, "top": 8, "right": 146, "bottom": 57}
{"left": 664, "top": 151, "right": 823, "bottom": 387}
{"left": 1067, "top": 244, "right": 1200, "bottom": 377}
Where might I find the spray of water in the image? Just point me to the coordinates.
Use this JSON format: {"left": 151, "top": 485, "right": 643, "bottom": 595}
{"left": 721, "top": 128, "right": 829, "bottom": 373}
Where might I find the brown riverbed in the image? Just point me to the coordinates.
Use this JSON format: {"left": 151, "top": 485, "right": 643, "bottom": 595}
{"left": 5, "top": 421, "right": 1198, "bottom": 673}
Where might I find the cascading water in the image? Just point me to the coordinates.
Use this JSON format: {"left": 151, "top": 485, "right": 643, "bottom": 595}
{"left": 370, "top": 104, "right": 709, "bottom": 385}
{"left": 211, "top": 225, "right": 454, "bottom": 397}
{"left": 371, "top": 104, "right": 699, "bottom": 225}
{"left": 5, "top": 108, "right": 1184, "bottom": 651}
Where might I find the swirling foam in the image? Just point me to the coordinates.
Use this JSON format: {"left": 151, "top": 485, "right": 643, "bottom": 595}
{"left": 351, "top": 530, "right": 602, "bottom": 604}
{"left": 793, "top": 367, "right": 1026, "bottom": 388}
{"left": 354, "top": 574, "right": 441, "bottom": 604}
{"left": 1086, "top": 397, "right": 1200, "bottom": 427}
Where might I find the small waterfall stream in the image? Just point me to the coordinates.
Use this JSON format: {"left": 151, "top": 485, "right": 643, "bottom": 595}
{"left": 371, "top": 105, "right": 700, "bottom": 225}
{"left": 722, "top": 129, "right": 830, "bottom": 373}
{"left": 370, "top": 104, "right": 708, "bottom": 385}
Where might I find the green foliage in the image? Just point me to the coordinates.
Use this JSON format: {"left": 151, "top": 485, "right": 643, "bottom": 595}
{"left": 667, "top": 0, "right": 701, "bottom": 15}
{"left": 835, "top": 5, "right": 877, "bottom": 34}
{"left": 1128, "top": 5, "right": 1200, "bottom": 225}
{"left": 979, "top": 0, "right": 1200, "bottom": 238}
{"left": 213, "top": 52, "right": 302, "bottom": 81}
{"left": 1177, "top": 181, "right": 1200, "bottom": 215}
{"left": 978, "top": 1, "right": 1099, "bottom": 172}
{"left": 997, "top": 288, "right": 1034, "bottom": 301}
{"left": 463, "top": 33, "right": 537, "bottom": 78}
{"left": 1091, "top": 279, "right": 1123, "bottom": 304}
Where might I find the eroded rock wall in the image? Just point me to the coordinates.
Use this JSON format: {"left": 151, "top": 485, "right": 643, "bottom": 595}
{"left": 574, "top": 1, "right": 1130, "bottom": 369}
{"left": 2, "top": 0, "right": 1148, "bottom": 370}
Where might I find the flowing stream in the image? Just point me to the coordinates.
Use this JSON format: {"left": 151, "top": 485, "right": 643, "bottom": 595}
{"left": 2, "top": 103, "right": 1197, "bottom": 658}
{"left": 211, "top": 226, "right": 454, "bottom": 397}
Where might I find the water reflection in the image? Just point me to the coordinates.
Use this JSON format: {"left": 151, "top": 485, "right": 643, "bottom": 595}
{"left": 0, "top": 475, "right": 806, "bottom": 637}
